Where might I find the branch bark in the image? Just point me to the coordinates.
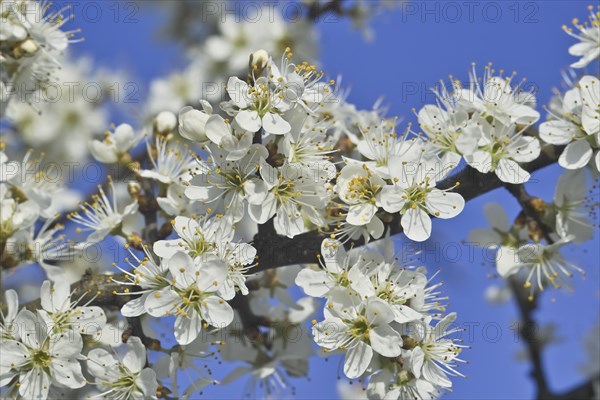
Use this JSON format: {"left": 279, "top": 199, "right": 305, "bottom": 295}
{"left": 504, "top": 179, "right": 598, "bottom": 400}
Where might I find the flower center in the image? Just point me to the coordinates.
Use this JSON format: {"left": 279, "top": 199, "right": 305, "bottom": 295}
{"left": 348, "top": 316, "right": 370, "bottom": 340}
{"left": 345, "top": 176, "right": 380, "bottom": 204}
{"left": 31, "top": 349, "right": 52, "bottom": 368}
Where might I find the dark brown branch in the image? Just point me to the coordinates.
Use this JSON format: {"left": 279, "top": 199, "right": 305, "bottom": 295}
{"left": 504, "top": 184, "right": 555, "bottom": 244}
{"left": 503, "top": 173, "right": 599, "bottom": 400}
{"left": 253, "top": 141, "right": 563, "bottom": 273}
{"left": 549, "top": 375, "right": 600, "bottom": 400}
{"left": 508, "top": 277, "right": 551, "bottom": 399}
{"left": 306, "top": 0, "right": 345, "bottom": 20}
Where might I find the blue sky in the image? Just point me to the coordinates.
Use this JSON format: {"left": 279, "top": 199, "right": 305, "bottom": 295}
{"left": 48, "top": 1, "right": 600, "bottom": 399}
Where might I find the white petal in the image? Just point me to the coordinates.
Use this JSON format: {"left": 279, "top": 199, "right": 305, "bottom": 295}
{"left": 123, "top": 337, "right": 147, "bottom": 373}
{"left": 152, "top": 239, "right": 180, "bottom": 259}
{"left": 262, "top": 113, "right": 291, "bottom": 135}
{"left": 145, "top": 288, "right": 179, "bottom": 317}
{"left": 539, "top": 120, "right": 579, "bottom": 145}
{"left": 50, "top": 332, "right": 83, "bottom": 358}
{"left": 226, "top": 77, "right": 250, "bottom": 108}
{"left": 484, "top": 202, "right": 510, "bottom": 232}
{"left": 86, "top": 348, "right": 118, "bottom": 379}
{"left": 174, "top": 312, "right": 203, "bottom": 346}
{"left": 205, "top": 115, "right": 231, "bottom": 145}
{"left": 366, "top": 297, "right": 395, "bottom": 325}
{"left": 90, "top": 141, "right": 118, "bottom": 163}
{"left": 166, "top": 252, "right": 196, "bottom": 287}
{"left": 235, "top": 110, "right": 262, "bottom": 132}
{"left": 496, "top": 246, "right": 521, "bottom": 277}
{"left": 464, "top": 150, "right": 493, "bottom": 173}
{"left": 392, "top": 305, "right": 423, "bottom": 324}
{"left": 378, "top": 185, "right": 406, "bottom": 213}
{"left": 200, "top": 296, "right": 234, "bottom": 328}
{"left": 558, "top": 140, "right": 593, "bottom": 170}
{"left": 423, "top": 361, "right": 452, "bottom": 388}
{"left": 411, "top": 346, "right": 425, "bottom": 378}
{"left": 136, "top": 368, "right": 159, "bottom": 397}
{"left": 496, "top": 158, "right": 530, "bottom": 184}
{"left": 121, "top": 296, "right": 147, "bottom": 317}
{"left": 579, "top": 76, "right": 600, "bottom": 134}
{"left": 347, "top": 203, "right": 378, "bottom": 226}
{"left": 468, "top": 228, "right": 502, "bottom": 247}
{"left": 0, "top": 340, "right": 30, "bottom": 370}
{"left": 425, "top": 189, "right": 464, "bottom": 219}
{"left": 369, "top": 324, "right": 402, "bottom": 357}
{"left": 401, "top": 207, "right": 432, "bottom": 242}
{"left": 19, "top": 368, "right": 50, "bottom": 400}
{"left": 295, "top": 269, "right": 332, "bottom": 297}
{"left": 50, "top": 359, "right": 85, "bottom": 389}
{"left": 343, "top": 340, "right": 373, "bottom": 379}
{"left": 195, "top": 258, "right": 228, "bottom": 292}
{"left": 510, "top": 136, "right": 541, "bottom": 163}
{"left": 348, "top": 267, "right": 376, "bottom": 298}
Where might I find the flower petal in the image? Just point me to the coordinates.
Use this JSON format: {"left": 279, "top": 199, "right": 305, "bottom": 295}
{"left": 343, "top": 340, "right": 373, "bottom": 379}
{"left": 559, "top": 140, "right": 593, "bottom": 170}
{"left": 401, "top": 207, "right": 432, "bottom": 242}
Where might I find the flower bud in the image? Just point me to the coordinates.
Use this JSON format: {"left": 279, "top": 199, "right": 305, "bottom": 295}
{"left": 19, "top": 39, "right": 39, "bottom": 55}
{"left": 179, "top": 106, "right": 209, "bottom": 142}
{"left": 249, "top": 49, "right": 269, "bottom": 76}
{"left": 154, "top": 111, "right": 177, "bottom": 135}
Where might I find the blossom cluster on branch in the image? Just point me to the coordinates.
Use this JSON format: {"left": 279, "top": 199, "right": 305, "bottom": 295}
{"left": 0, "top": 1, "right": 599, "bottom": 400}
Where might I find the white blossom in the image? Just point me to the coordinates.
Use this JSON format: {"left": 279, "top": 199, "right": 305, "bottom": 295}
{"left": 464, "top": 118, "right": 541, "bottom": 184}
{"left": 458, "top": 64, "right": 540, "bottom": 127}
{"left": 248, "top": 161, "right": 328, "bottom": 238}
{"left": 497, "top": 235, "right": 585, "bottom": 298}
{"left": 185, "top": 144, "right": 269, "bottom": 223}
{"left": 312, "top": 291, "right": 403, "bottom": 379}
{"left": 86, "top": 337, "right": 158, "bottom": 400}
{"left": 379, "top": 157, "right": 464, "bottom": 242}
{"left": 563, "top": 6, "right": 600, "bottom": 68}
{"left": 144, "top": 252, "right": 233, "bottom": 345}
{"left": 540, "top": 75, "right": 599, "bottom": 172}
{"left": 222, "top": 76, "right": 292, "bottom": 136}
{"left": 38, "top": 280, "right": 106, "bottom": 337}
{"left": 67, "top": 179, "right": 142, "bottom": 243}
{"left": 137, "top": 138, "right": 197, "bottom": 185}
{"left": 0, "top": 309, "right": 86, "bottom": 399}
{"left": 90, "top": 124, "right": 144, "bottom": 164}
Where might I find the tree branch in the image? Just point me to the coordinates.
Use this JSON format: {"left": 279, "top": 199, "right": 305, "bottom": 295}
{"left": 28, "top": 141, "right": 562, "bottom": 308}
{"left": 504, "top": 183, "right": 554, "bottom": 244}
{"left": 504, "top": 176, "right": 599, "bottom": 400}
{"left": 253, "top": 141, "right": 563, "bottom": 272}
{"left": 508, "top": 276, "right": 551, "bottom": 399}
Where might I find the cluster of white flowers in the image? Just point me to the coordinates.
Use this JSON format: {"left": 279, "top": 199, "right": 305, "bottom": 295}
{"left": 0, "top": 0, "right": 77, "bottom": 113}
{"left": 0, "top": 281, "right": 118, "bottom": 399}
{"left": 3, "top": 3, "right": 600, "bottom": 399}
{"left": 296, "top": 237, "right": 466, "bottom": 398}
{"left": 540, "top": 75, "right": 600, "bottom": 172}
{"left": 418, "top": 64, "right": 541, "bottom": 185}
{"left": 0, "top": 145, "right": 85, "bottom": 280}
{"left": 145, "top": 4, "right": 317, "bottom": 117}
{"left": 115, "top": 214, "right": 256, "bottom": 345}
{"left": 4, "top": 55, "right": 126, "bottom": 163}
